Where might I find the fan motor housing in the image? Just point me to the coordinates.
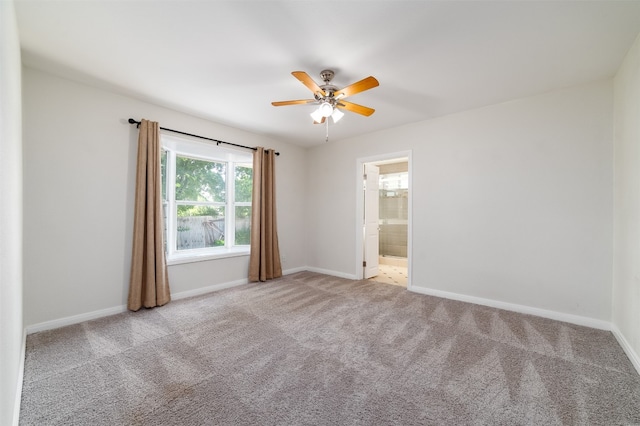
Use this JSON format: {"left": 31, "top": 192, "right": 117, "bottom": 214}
{"left": 318, "top": 69, "right": 338, "bottom": 99}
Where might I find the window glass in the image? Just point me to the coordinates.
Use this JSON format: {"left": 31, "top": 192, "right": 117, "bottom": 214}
{"left": 175, "top": 156, "right": 226, "bottom": 203}
{"left": 235, "top": 206, "right": 251, "bottom": 245}
{"left": 160, "top": 136, "right": 252, "bottom": 261}
{"left": 235, "top": 164, "right": 253, "bottom": 203}
{"left": 176, "top": 205, "right": 225, "bottom": 250}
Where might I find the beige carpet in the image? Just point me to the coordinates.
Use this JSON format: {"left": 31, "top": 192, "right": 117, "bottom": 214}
{"left": 20, "top": 272, "right": 640, "bottom": 425}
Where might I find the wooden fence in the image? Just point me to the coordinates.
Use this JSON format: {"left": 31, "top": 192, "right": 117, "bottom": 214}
{"left": 177, "top": 216, "right": 250, "bottom": 249}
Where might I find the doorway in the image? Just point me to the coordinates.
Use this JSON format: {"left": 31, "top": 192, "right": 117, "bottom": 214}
{"left": 355, "top": 151, "right": 412, "bottom": 289}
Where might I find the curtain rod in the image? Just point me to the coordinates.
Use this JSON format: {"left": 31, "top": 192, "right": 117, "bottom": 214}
{"left": 127, "top": 119, "right": 280, "bottom": 156}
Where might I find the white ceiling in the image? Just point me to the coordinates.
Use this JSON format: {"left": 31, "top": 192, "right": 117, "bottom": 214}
{"left": 15, "top": 0, "right": 640, "bottom": 147}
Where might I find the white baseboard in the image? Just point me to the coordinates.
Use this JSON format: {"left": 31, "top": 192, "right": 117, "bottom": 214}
{"left": 283, "top": 266, "right": 307, "bottom": 275}
{"left": 171, "top": 267, "right": 311, "bottom": 300}
{"left": 26, "top": 305, "right": 128, "bottom": 334}
{"left": 24, "top": 267, "right": 617, "bottom": 343}
{"left": 409, "top": 285, "right": 611, "bottom": 330}
{"left": 171, "top": 278, "right": 249, "bottom": 301}
{"left": 24, "top": 272, "right": 301, "bottom": 334}
{"left": 611, "top": 323, "right": 640, "bottom": 376}
{"left": 26, "top": 282, "right": 251, "bottom": 335}
{"left": 13, "top": 329, "right": 26, "bottom": 426}
{"left": 306, "top": 266, "right": 357, "bottom": 280}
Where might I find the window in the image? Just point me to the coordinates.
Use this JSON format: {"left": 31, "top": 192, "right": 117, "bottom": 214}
{"left": 161, "top": 134, "right": 253, "bottom": 263}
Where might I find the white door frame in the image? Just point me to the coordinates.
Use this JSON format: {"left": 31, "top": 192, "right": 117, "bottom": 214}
{"left": 355, "top": 150, "right": 412, "bottom": 289}
{"left": 363, "top": 163, "right": 380, "bottom": 279}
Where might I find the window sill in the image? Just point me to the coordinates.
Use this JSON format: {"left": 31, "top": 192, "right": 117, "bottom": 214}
{"left": 167, "top": 247, "right": 250, "bottom": 266}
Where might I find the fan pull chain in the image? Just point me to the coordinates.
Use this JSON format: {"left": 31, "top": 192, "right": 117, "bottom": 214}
{"left": 325, "top": 118, "right": 329, "bottom": 142}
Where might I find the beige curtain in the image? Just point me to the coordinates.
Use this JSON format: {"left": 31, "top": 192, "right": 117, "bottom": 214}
{"left": 127, "top": 119, "right": 171, "bottom": 311}
{"left": 249, "top": 147, "right": 282, "bottom": 282}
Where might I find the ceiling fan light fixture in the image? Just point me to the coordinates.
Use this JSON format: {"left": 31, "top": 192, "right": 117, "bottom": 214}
{"left": 331, "top": 108, "right": 344, "bottom": 123}
{"left": 310, "top": 108, "right": 324, "bottom": 123}
{"left": 319, "top": 102, "right": 333, "bottom": 117}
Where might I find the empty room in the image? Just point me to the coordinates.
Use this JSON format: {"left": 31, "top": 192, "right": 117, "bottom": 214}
{"left": 2, "top": 0, "right": 640, "bottom": 424}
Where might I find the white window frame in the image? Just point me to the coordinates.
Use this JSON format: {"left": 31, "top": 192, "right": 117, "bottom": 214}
{"left": 161, "top": 134, "right": 253, "bottom": 265}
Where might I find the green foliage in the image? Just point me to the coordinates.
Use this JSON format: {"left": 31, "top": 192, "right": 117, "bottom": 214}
{"left": 235, "top": 227, "right": 251, "bottom": 245}
{"left": 235, "top": 165, "right": 253, "bottom": 202}
{"left": 235, "top": 206, "right": 251, "bottom": 219}
{"left": 176, "top": 156, "right": 226, "bottom": 202}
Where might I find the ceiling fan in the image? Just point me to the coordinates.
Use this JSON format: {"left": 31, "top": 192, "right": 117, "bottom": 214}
{"left": 272, "top": 69, "right": 379, "bottom": 125}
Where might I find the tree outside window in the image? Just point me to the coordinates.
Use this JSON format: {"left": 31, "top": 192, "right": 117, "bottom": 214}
{"left": 161, "top": 142, "right": 252, "bottom": 259}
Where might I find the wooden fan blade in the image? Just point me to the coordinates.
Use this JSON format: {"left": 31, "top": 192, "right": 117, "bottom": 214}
{"left": 292, "top": 71, "right": 325, "bottom": 96}
{"left": 272, "top": 99, "right": 316, "bottom": 106}
{"left": 313, "top": 116, "right": 326, "bottom": 124}
{"left": 333, "top": 76, "right": 379, "bottom": 99}
{"left": 337, "top": 100, "right": 375, "bottom": 117}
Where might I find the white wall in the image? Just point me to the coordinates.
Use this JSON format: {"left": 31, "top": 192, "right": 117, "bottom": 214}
{"left": 22, "top": 67, "right": 307, "bottom": 327}
{"left": 613, "top": 33, "right": 640, "bottom": 368}
{"left": 0, "top": 1, "right": 24, "bottom": 424}
{"left": 22, "top": 66, "right": 616, "bottom": 329}
{"left": 307, "top": 80, "right": 613, "bottom": 322}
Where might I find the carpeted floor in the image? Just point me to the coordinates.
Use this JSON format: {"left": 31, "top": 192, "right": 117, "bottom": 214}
{"left": 20, "top": 272, "right": 640, "bottom": 425}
